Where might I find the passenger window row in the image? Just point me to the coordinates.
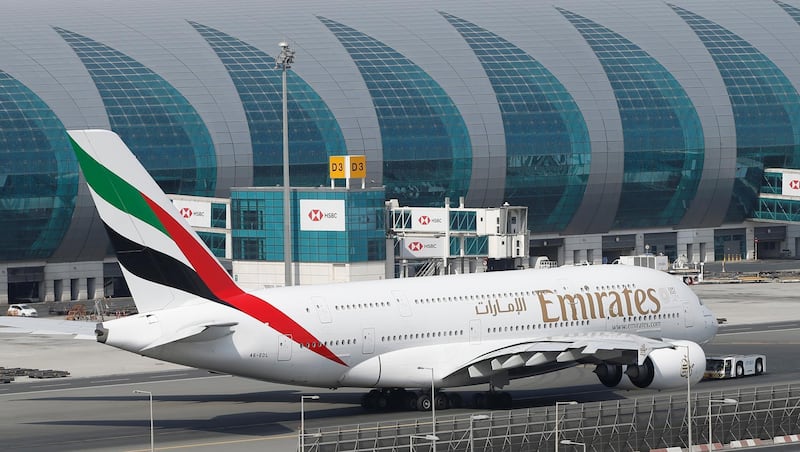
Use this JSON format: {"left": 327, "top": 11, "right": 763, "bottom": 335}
{"left": 381, "top": 330, "right": 464, "bottom": 342}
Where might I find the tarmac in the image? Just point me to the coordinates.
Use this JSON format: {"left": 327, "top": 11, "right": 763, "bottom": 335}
{"left": 1, "top": 261, "right": 799, "bottom": 381}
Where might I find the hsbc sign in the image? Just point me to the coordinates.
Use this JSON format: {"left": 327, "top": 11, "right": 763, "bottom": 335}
{"left": 171, "top": 199, "right": 210, "bottom": 228}
{"left": 411, "top": 209, "right": 447, "bottom": 233}
{"left": 400, "top": 237, "right": 447, "bottom": 259}
{"left": 300, "top": 199, "right": 346, "bottom": 231}
{"left": 308, "top": 209, "right": 325, "bottom": 221}
{"left": 783, "top": 172, "right": 800, "bottom": 196}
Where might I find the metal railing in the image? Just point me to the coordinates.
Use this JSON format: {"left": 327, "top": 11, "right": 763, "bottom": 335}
{"left": 302, "top": 384, "right": 800, "bottom": 451}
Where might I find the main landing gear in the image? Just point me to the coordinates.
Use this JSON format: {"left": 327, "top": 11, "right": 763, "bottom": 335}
{"left": 360, "top": 388, "right": 512, "bottom": 411}
{"left": 360, "top": 388, "right": 463, "bottom": 411}
{"left": 471, "top": 390, "right": 513, "bottom": 410}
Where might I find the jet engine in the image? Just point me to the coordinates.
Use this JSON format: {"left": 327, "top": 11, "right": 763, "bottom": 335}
{"left": 595, "top": 340, "right": 705, "bottom": 390}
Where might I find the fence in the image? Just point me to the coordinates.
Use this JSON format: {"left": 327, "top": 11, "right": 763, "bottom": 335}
{"left": 303, "top": 384, "right": 800, "bottom": 451}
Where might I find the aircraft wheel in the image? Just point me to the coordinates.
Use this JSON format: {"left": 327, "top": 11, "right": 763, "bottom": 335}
{"left": 405, "top": 392, "right": 419, "bottom": 411}
{"left": 362, "top": 389, "right": 380, "bottom": 410}
{"left": 376, "top": 393, "right": 389, "bottom": 410}
{"left": 417, "top": 393, "right": 432, "bottom": 411}
{"left": 434, "top": 392, "right": 448, "bottom": 410}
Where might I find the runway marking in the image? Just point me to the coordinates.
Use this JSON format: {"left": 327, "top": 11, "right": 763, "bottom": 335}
{"left": 0, "top": 374, "right": 229, "bottom": 398}
{"left": 31, "top": 383, "right": 71, "bottom": 389}
{"left": 148, "top": 373, "right": 190, "bottom": 379}
{"left": 718, "top": 327, "right": 800, "bottom": 336}
{"left": 91, "top": 378, "right": 130, "bottom": 383}
{"left": 123, "top": 432, "right": 296, "bottom": 451}
{"left": 123, "top": 421, "right": 433, "bottom": 452}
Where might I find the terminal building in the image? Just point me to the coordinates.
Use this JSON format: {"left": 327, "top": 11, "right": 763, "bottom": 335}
{"left": 5, "top": 0, "right": 800, "bottom": 303}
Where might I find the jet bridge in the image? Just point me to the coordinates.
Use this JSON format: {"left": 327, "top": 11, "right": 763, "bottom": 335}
{"left": 751, "top": 168, "right": 800, "bottom": 258}
{"left": 386, "top": 198, "right": 528, "bottom": 277}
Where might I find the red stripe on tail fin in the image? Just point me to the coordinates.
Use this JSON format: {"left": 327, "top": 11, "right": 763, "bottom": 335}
{"left": 143, "top": 195, "right": 346, "bottom": 367}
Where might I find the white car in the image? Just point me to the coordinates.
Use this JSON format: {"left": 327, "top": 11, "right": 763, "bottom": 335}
{"left": 6, "top": 304, "right": 38, "bottom": 317}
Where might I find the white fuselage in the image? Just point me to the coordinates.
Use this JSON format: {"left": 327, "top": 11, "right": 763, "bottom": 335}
{"left": 100, "top": 265, "right": 717, "bottom": 389}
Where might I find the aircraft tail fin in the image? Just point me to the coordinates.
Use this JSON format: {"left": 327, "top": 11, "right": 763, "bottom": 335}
{"left": 69, "top": 130, "right": 348, "bottom": 366}
{"left": 68, "top": 130, "right": 239, "bottom": 313}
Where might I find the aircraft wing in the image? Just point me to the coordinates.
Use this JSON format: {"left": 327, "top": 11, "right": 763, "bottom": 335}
{"left": 351, "top": 331, "right": 680, "bottom": 388}
{"left": 454, "top": 332, "right": 672, "bottom": 381}
{"left": 0, "top": 317, "right": 97, "bottom": 339}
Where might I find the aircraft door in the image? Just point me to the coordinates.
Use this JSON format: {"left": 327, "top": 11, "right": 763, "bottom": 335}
{"left": 362, "top": 328, "right": 375, "bottom": 354}
{"left": 312, "top": 296, "right": 332, "bottom": 324}
{"left": 470, "top": 319, "right": 481, "bottom": 344}
{"left": 278, "top": 334, "right": 292, "bottom": 361}
{"left": 683, "top": 300, "right": 694, "bottom": 327}
{"left": 391, "top": 290, "right": 412, "bottom": 317}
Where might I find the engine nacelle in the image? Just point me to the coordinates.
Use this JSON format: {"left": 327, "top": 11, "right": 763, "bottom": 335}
{"left": 615, "top": 340, "right": 705, "bottom": 390}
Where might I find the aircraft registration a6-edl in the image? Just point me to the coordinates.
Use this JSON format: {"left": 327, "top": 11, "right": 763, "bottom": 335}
{"left": 63, "top": 130, "right": 718, "bottom": 410}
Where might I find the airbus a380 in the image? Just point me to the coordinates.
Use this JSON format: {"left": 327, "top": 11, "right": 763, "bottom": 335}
{"left": 11, "top": 129, "right": 719, "bottom": 410}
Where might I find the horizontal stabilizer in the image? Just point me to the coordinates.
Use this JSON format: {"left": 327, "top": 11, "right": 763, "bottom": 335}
{"left": 140, "top": 322, "right": 238, "bottom": 351}
{"left": 0, "top": 317, "right": 97, "bottom": 339}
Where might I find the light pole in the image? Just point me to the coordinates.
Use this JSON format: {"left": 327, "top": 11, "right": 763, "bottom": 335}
{"left": 469, "top": 414, "right": 489, "bottom": 452}
{"left": 678, "top": 345, "right": 693, "bottom": 452}
{"left": 276, "top": 41, "right": 295, "bottom": 287}
{"left": 555, "top": 401, "right": 577, "bottom": 452}
{"left": 708, "top": 398, "right": 737, "bottom": 447}
{"left": 410, "top": 434, "right": 439, "bottom": 452}
{"left": 300, "top": 394, "right": 319, "bottom": 451}
{"left": 132, "top": 390, "right": 153, "bottom": 452}
{"left": 417, "top": 366, "right": 436, "bottom": 452}
{"left": 560, "top": 439, "right": 586, "bottom": 452}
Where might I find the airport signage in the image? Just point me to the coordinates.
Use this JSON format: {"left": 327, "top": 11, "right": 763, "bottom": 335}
{"left": 300, "top": 199, "right": 346, "bottom": 231}
{"left": 411, "top": 208, "right": 448, "bottom": 233}
{"left": 171, "top": 199, "right": 210, "bottom": 228}
{"left": 400, "top": 236, "right": 447, "bottom": 259}
{"left": 329, "top": 155, "right": 366, "bottom": 179}
{"left": 782, "top": 171, "right": 800, "bottom": 196}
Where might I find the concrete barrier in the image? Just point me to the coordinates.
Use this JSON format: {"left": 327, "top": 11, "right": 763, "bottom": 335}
{"left": 729, "top": 439, "right": 764, "bottom": 448}
{"left": 773, "top": 434, "right": 800, "bottom": 444}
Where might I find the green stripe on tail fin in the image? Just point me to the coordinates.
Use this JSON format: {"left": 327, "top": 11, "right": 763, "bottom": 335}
{"left": 69, "top": 135, "right": 169, "bottom": 237}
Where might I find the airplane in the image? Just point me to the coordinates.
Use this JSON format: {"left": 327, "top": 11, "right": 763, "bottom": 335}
{"left": 4, "top": 129, "right": 719, "bottom": 411}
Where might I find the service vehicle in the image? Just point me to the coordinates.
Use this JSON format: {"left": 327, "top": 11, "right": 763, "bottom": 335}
{"left": 704, "top": 354, "right": 766, "bottom": 379}
{"left": 6, "top": 304, "right": 38, "bottom": 317}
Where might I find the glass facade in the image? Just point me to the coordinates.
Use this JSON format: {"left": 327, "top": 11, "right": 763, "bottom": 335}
{"left": 450, "top": 236, "right": 488, "bottom": 256}
{"left": 55, "top": 27, "right": 216, "bottom": 196}
{"left": 442, "top": 12, "right": 590, "bottom": 232}
{"left": 319, "top": 16, "right": 472, "bottom": 207}
{"left": 5, "top": 2, "right": 800, "bottom": 264}
{"left": 231, "top": 188, "right": 385, "bottom": 263}
{"left": 190, "top": 22, "right": 345, "bottom": 187}
{"left": 0, "top": 71, "right": 77, "bottom": 260}
{"left": 559, "top": 8, "right": 704, "bottom": 229}
{"left": 670, "top": 5, "right": 800, "bottom": 222}
{"left": 449, "top": 210, "right": 477, "bottom": 232}
{"left": 197, "top": 231, "right": 227, "bottom": 258}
